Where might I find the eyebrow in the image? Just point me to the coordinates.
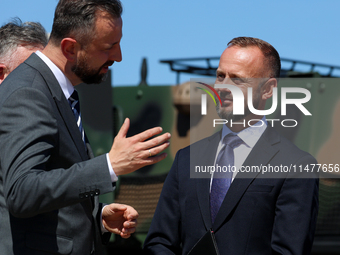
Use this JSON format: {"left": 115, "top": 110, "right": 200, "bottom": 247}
{"left": 216, "top": 69, "right": 242, "bottom": 78}
{"left": 216, "top": 69, "right": 224, "bottom": 75}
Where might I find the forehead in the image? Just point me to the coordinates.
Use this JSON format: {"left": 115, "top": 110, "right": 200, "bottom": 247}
{"left": 217, "top": 46, "right": 267, "bottom": 78}
{"left": 93, "top": 11, "right": 122, "bottom": 42}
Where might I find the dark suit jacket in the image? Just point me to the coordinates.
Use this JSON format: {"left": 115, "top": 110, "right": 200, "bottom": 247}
{"left": 0, "top": 54, "right": 114, "bottom": 254}
{"left": 144, "top": 126, "right": 319, "bottom": 255}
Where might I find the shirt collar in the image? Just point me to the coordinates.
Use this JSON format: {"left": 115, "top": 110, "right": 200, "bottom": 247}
{"left": 35, "top": 51, "right": 74, "bottom": 99}
{"left": 221, "top": 117, "right": 268, "bottom": 148}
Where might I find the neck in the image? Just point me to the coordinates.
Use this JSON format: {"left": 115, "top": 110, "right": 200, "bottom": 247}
{"left": 41, "top": 43, "right": 81, "bottom": 86}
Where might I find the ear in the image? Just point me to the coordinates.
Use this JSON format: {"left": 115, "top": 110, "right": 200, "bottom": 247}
{"left": 0, "top": 64, "right": 8, "bottom": 84}
{"left": 261, "top": 78, "right": 277, "bottom": 100}
{"left": 60, "top": 38, "right": 80, "bottom": 63}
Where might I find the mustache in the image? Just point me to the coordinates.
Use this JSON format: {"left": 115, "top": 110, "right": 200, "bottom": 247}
{"left": 101, "top": 61, "right": 114, "bottom": 68}
{"left": 218, "top": 90, "right": 233, "bottom": 100}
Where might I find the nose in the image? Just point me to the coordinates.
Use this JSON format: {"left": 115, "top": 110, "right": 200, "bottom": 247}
{"left": 116, "top": 45, "right": 122, "bottom": 62}
{"left": 215, "top": 86, "right": 232, "bottom": 94}
{"left": 111, "top": 44, "right": 122, "bottom": 63}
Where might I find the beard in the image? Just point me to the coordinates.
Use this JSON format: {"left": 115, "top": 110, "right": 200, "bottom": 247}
{"left": 216, "top": 88, "right": 261, "bottom": 121}
{"left": 71, "top": 53, "right": 113, "bottom": 84}
{"left": 216, "top": 103, "right": 249, "bottom": 122}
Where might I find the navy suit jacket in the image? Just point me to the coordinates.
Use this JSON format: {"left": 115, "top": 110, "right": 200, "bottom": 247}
{"left": 144, "top": 126, "right": 319, "bottom": 255}
{"left": 0, "top": 53, "right": 114, "bottom": 254}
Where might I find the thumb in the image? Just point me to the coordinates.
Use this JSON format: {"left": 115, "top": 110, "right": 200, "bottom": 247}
{"left": 116, "top": 118, "right": 130, "bottom": 138}
{"left": 108, "top": 203, "right": 128, "bottom": 212}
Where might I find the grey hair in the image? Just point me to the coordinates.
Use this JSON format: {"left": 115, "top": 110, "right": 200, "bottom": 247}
{"left": 0, "top": 18, "right": 48, "bottom": 63}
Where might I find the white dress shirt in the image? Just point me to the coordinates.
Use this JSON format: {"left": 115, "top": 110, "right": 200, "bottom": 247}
{"left": 210, "top": 117, "right": 267, "bottom": 190}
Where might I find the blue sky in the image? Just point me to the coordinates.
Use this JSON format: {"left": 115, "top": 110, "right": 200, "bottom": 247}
{"left": 3, "top": 0, "right": 340, "bottom": 86}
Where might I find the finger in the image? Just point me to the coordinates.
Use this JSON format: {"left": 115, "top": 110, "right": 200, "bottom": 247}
{"left": 102, "top": 205, "right": 122, "bottom": 219}
{"left": 120, "top": 232, "right": 132, "bottom": 239}
{"left": 125, "top": 208, "right": 138, "bottom": 221}
{"left": 141, "top": 132, "right": 171, "bottom": 151}
{"left": 123, "top": 219, "right": 138, "bottom": 228}
{"left": 142, "top": 152, "right": 168, "bottom": 166}
{"left": 116, "top": 118, "right": 130, "bottom": 138}
{"left": 122, "top": 227, "right": 136, "bottom": 235}
{"left": 106, "top": 203, "right": 127, "bottom": 214}
{"left": 126, "top": 212, "right": 139, "bottom": 221}
{"left": 112, "top": 203, "right": 128, "bottom": 212}
{"left": 132, "top": 126, "right": 163, "bottom": 142}
{"left": 146, "top": 141, "right": 170, "bottom": 158}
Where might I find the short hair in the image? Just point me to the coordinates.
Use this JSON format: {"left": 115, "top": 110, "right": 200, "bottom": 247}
{"left": 50, "top": 0, "right": 123, "bottom": 46}
{"left": 227, "top": 37, "right": 281, "bottom": 78}
{"left": 0, "top": 18, "right": 47, "bottom": 62}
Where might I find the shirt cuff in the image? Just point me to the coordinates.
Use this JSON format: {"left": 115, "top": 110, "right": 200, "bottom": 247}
{"left": 106, "top": 153, "right": 118, "bottom": 182}
{"left": 101, "top": 205, "right": 109, "bottom": 233}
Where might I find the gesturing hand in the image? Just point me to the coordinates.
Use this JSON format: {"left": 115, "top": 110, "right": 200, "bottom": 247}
{"left": 109, "top": 118, "right": 171, "bottom": 176}
{"left": 102, "top": 203, "right": 138, "bottom": 238}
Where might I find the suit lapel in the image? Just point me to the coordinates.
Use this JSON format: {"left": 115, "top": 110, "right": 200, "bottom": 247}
{"left": 54, "top": 98, "right": 89, "bottom": 160}
{"left": 212, "top": 126, "right": 281, "bottom": 231}
{"left": 25, "top": 54, "right": 88, "bottom": 161}
{"left": 85, "top": 134, "right": 95, "bottom": 159}
{"left": 195, "top": 132, "right": 221, "bottom": 230}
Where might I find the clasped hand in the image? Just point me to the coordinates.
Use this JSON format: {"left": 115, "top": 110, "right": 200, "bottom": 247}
{"left": 102, "top": 203, "right": 138, "bottom": 238}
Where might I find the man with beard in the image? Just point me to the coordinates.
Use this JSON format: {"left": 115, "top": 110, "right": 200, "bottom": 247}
{"left": 0, "top": 0, "right": 170, "bottom": 254}
{"left": 144, "top": 37, "right": 318, "bottom": 255}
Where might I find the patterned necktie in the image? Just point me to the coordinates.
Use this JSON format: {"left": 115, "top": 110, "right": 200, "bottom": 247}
{"left": 68, "top": 90, "right": 85, "bottom": 146}
{"left": 210, "top": 134, "right": 243, "bottom": 223}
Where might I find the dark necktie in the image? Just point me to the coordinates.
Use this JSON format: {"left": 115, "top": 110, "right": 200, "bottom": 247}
{"left": 210, "top": 134, "right": 243, "bottom": 223}
{"left": 68, "top": 90, "right": 85, "bottom": 146}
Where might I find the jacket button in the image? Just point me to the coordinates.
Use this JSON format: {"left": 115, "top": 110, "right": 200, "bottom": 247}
{"left": 84, "top": 192, "right": 90, "bottom": 198}
{"left": 79, "top": 193, "right": 84, "bottom": 199}
{"left": 95, "top": 189, "right": 100, "bottom": 195}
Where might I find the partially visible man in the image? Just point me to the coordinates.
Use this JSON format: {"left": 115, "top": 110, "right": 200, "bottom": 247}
{"left": 0, "top": 0, "right": 170, "bottom": 254}
{"left": 0, "top": 18, "right": 47, "bottom": 84}
{"left": 144, "top": 37, "right": 318, "bottom": 255}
